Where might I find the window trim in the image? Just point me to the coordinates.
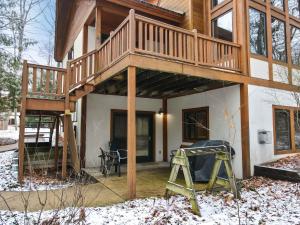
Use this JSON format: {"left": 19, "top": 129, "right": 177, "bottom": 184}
{"left": 249, "top": 7, "right": 268, "bottom": 57}
{"left": 182, "top": 107, "right": 210, "bottom": 143}
{"left": 271, "top": 16, "right": 288, "bottom": 62}
{"left": 273, "top": 105, "right": 300, "bottom": 155}
{"left": 249, "top": 0, "right": 300, "bottom": 83}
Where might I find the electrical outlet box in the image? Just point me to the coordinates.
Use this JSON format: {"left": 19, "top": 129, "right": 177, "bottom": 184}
{"left": 258, "top": 130, "right": 272, "bottom": 144}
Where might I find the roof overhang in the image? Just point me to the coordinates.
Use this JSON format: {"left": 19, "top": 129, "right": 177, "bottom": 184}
{"left": 54, "top": 0, "right": 184, "bottom": 62}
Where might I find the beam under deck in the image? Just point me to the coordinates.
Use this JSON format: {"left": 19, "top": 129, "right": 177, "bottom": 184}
{"left": 91, "top": 53, "right": 300, "bottom": 93}
{"left": 26, "top": 98, "right": 75, "bottom": 113}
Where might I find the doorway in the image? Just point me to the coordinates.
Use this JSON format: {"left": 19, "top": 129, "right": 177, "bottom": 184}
{"left": 111, "top": 110, "right": 155, "bottom": 163}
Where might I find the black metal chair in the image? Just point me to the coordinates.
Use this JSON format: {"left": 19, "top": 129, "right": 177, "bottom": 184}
{"left": 98, "top": 141, "right": 127, "bottom": 177}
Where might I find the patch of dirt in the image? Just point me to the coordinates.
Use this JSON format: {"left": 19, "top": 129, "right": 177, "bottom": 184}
{"left": 242, "top": 176, "right": 277, "bottom": 190}
{"left": 0, "top": 137, "right": 17, "bottom": 146}
{"left": 268, "top": 154, "right": 300, "bottom": 170}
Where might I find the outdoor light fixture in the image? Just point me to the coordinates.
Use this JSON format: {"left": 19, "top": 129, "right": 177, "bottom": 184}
{"left": 158, "top": 108, "right": 164, "bottom": 115}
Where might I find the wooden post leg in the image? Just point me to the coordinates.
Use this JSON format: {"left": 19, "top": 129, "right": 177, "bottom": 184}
{"left": 62, "top": 114, "right": 69, "bottom": 179}
{"left": 207, "top": 158, "right": 222, "bottom": 191}
{"left": 224, "top": 160, "right": 240, "bottom": 199}
{"left": 127, "top": 66, "right": 136, "bottom": 199}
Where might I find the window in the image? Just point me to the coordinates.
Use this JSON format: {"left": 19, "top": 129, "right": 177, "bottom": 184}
{"left": 288, "top": 0, "right": 300, "bottom": 18}
{"left": 291, "top": 26, "right": 300, "bottom": 65}
{"left": 212, "top": 0, "right": 225, "bottom": 8}
{"left": 294, "top": 111, "right": 300, "bottom": 149}
{"left": 249, "top": 8, "right": 268, "bottom": 56}
{"left": 68, "top": 46, "right": 74, "bottom": 60}
{"left": 273, "top": 106, "right": 300, "bottom": 154}
{"left": 271, "top": 0, "right": 285, "bottom": 11}
{"left": 274, "top": 109, "right": 291, "bottom": 151}
{"left": 212, "top": 11, "right": 233, "bottom": 42}
{"left": 272, "top": 18, "right": 287, "bottom": 62}
{"left": 182, "top": 107, "right": 209, "bottom": 142}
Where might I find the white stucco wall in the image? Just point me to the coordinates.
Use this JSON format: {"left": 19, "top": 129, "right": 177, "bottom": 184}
{"left": 86, "top": 94, "right": 163, "bottom": 168}
{"left": 167, "top": 85, "right": 243, "bottom": 178}
{"left": 248, "top": 85, "right": 297, "bottom": 174}
{"left": 250, "top": 58, "right": 269, "bottom": 80}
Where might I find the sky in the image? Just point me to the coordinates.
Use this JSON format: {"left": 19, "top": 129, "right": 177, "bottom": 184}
{"left": 22, "top": 0, "right": 56, "bottom": 66}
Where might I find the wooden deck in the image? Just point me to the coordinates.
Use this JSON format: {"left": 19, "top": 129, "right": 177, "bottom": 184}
{"left": 18, "top": 10, "right": 245, "bottom": 194}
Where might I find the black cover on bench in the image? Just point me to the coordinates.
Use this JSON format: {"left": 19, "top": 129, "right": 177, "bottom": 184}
{"left": 187, "top": 140, "right": 235, "bottom": 182}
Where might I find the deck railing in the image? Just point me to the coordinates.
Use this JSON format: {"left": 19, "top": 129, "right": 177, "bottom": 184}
{"left": 67, "top": 10, "right": 241, "bottom": 90}
{"left": 134, "top": 14, "right": 241, "bottom": 71}
{"left": 69, "top": 16, "right": 131, "bottom": 89}
{"left": 23, "top": 10, "right": 242, "bottom": 98}
{"left": 24, "top": 63, "right": 67, "bottom": 98}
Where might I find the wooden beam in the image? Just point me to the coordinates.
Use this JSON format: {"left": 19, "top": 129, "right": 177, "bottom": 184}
{"left": 62, "top": 114, "right": 69, "bottom": 179}
{"left": 240, "top": 84, "right": 251, "bottom": 178}
{"left": 68, "top": 116, "right": 80, "bottom": 173}
{"left": 80, "top": 22, "right": 89, "bottom": 169}
{"left": 62, "top": 62, "right": 71, "bottom": 179}
{"left": 104, "top": 0, "right": 183, "bottom": 23}
{"left": 235, "top": 0, "right": 249, "bottom": 75}
{"left": 95, "top": 6, "right": 102, "bottom": 48}
{"left": 127, "top": 66, "right": 136, "bottom": 199}
{"left": 54, "top": 116, "right": 60, "bottom": 170}
{"left": 163, "top": 98, "right": 168, "bottom": 162}
{"left": 80, "top": 96, "right": 87, "bottom": 168}
{"left": 26, "top": 99, "right": 75, "bottom": 112}
{"left": 18, "top": 60, "right": 28, "bottom": 182}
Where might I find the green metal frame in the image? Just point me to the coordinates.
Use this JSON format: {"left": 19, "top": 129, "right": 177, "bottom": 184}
{"left": 165, "top": 147, "right": 240, "bottom": 215}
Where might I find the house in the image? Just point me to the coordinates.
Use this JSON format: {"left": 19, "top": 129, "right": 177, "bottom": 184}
{"left": 18, "top": 0, "right": 300, "bottom": 198}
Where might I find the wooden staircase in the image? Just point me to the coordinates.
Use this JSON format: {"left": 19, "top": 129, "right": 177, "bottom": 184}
{"left": 18, "top": 61, "right": 85, "bottom": 182}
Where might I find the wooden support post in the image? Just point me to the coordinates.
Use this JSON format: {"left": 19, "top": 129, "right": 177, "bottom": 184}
{"left": 62, "top": 62, "right": 71, "bottom": 179}
{"left": 235, "top": 0, "right": 249, "bottom": 75}
{"left": 240, "top": 84, "right": 251, "bottom": 178}
{"left": 95, "top": 6, "right": 102, "bottom": 48}
{"left": 266, "top": 0, "right": 273, "bottom": 81}
{"left": 163, "top": 98, "right": 168, "bottom": 162}
{"left": 18, "top": 60, "right": 28, "bottom": 183}
{"left": 62, "top": 114, "right": 69, "bottom": 179}
{"left": 67, "top": 116, "right": 80, "bottom": 174}
{"left": 80, "top": 23, "right": 89, "bottom": 168}
{"left": 127, "top": 66, "right": 136, "bottom": 199}
{"left": 54, "top": 116, "right": 60, "bottom": 170}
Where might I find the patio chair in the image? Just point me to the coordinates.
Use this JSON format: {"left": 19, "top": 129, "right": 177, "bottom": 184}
{"left": 109, "top": 140, "right": 127, "bottom": 176}
{"left": 98, "top": 142, "right": 127, "bottom": 177}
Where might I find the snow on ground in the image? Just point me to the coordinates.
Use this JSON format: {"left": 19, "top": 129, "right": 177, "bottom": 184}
{"left": 0, "top": 177, "right": 299, "bottom": 225}
{"left": 0, "top": 150, "right": 73, "bottom": 191}
{"left": 0, "top": 128, "right": 19, "bottom": 141}
{"left": 269, "top": 154, "right": 300, "bottom": 170}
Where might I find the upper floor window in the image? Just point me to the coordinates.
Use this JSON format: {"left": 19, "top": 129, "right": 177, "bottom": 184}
{"left": 274, "top": 108, "right": 291, "bottom": 151}
{"left": 249, "top": 8, "right": 267, "bottom": 57}
{"left": 291, "top": 26, "right": 300, "bottom": 65}
{"left": 288, "top": 0, "right": 300, "bottom": 18}
{"left": 182, "top": 107, "right": 209, "bottom": 142}
{"left": 68, "top": 46, "right": 74, "bottom": 60}
{"left": 274, "top": 106, "right": 300, "bottom": 154}
{"left": 272, "top": 17, "right": 287, "bottom": 62}
{"left": 271, "top": 0, "right": 285, "bottom": 11}
{"left": 212, "top": 0, "right": 225, "bottom": 8}
{"left": 212, "top": 11, "right": 233, "bottom": 42}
